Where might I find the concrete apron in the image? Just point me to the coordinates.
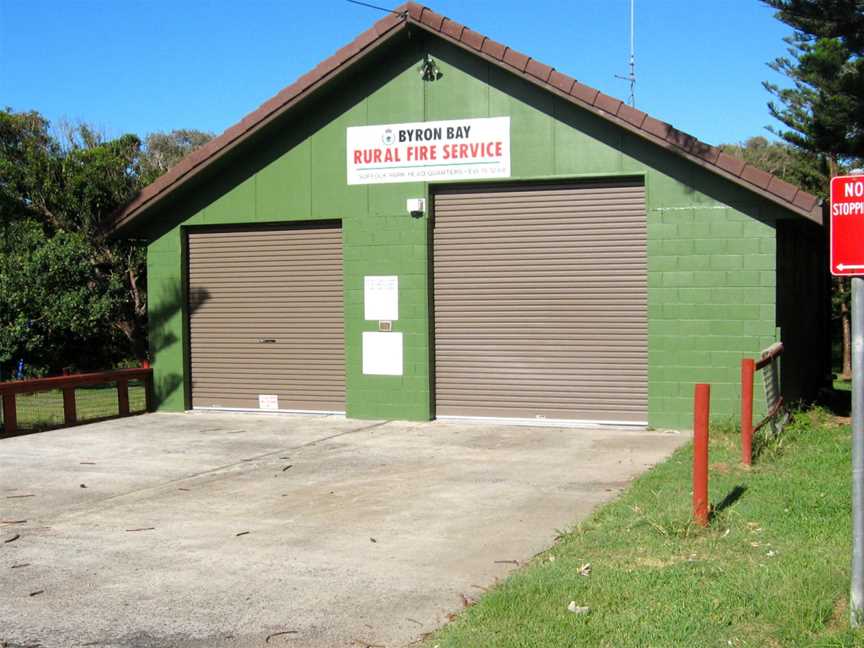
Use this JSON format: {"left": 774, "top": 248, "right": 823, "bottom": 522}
{"left": 0, "top": 412, "right": 688, "bottom": 648}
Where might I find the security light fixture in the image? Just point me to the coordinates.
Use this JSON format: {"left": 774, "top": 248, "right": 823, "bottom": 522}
{"left": 418, "top": 54, "right": 441, "bottom": 81}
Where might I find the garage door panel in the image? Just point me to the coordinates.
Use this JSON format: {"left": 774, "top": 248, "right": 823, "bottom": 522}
{"left": 188, "top": 225, "right": 344, "bottom": 411}
{"left": 433, "top": 182, "right": 647, "bottom": 423}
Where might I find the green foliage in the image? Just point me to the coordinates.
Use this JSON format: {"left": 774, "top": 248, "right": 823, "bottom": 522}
{"left": 0, "top": 110, "right": 61, "bottom": 227}
{"left": 139, "top": 129, "right": 213, "bottom": 185}
{"left": 0, "top": 109, "right": 211, "bottom": 378}
{"left": 763, "top": 0, "right": 864, "bottom": 171}
{"left": 719, "top": 136, "right": 826, "bottom": 197}
{"left": 0, "top": 220, "right": 117, "bottom": 373}
{"left": 762, "top": 1, "right": 864, "bottom": 377}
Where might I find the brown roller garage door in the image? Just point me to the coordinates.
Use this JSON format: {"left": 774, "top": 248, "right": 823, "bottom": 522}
{"left": 187, "top": 224, "right": 344, "bottom": 412}
{"left": 432, "top": 181, "right": 647, "bottom": 424}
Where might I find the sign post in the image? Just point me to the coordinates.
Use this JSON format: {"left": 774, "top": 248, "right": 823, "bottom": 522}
{"left": 831, "top": 173, "right": 864, "bottom": 626}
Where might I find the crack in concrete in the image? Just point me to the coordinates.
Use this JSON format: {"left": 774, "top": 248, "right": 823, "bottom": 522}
{"left": 44, "top": 420, "right": 394, "bottom": 524}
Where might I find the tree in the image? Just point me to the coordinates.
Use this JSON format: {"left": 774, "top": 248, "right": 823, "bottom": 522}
{"left": 719, "top": 135, "right": 824, "bottom": 193}
{"left": 0, "top": 110, "right": 214, "bottom": 377}
{"left": 763, "top": 0, "right": 864, "bottom": 379}
{"left": 0, "top": 221, "right": 117, "bottom": 373}
{"left": 139, "top": 129, "right": 213, "bottom": 184}
{"left": 0, "top": 110, "right": 145, "bottom": 376}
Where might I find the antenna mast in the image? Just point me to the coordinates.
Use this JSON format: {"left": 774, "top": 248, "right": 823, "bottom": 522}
{"left": 615, "top": 0, "right": 636, "bottom": 107}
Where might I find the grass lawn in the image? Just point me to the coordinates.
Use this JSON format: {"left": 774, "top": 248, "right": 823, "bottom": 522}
{"left": 835, "top": 377, "right": 852, "bottom": 392}
{"left": 4, "top": 382, "right": 147, "bottom": 431}
{"left": 425, "top": 409, "right": 862, "bottom": 648}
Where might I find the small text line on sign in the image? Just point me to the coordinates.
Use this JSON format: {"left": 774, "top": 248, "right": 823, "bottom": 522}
{"left": 347, "top": 117, "right": 510, "bottom": 185}
{"left": 831, "top": 175, "right": 864, "bottom": 276}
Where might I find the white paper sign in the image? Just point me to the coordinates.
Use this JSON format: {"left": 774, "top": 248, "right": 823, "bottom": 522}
{"left": 364, "top": 275, "right": 399, "bottom": 321}
{"left": 347, "top": 117, "right": 510, "bottom": 185}
{"left": 258, "top": 394, "right": 279, "bottom": 410}
{"left": 362, "top": 332, "right": 403, "bottom": 376}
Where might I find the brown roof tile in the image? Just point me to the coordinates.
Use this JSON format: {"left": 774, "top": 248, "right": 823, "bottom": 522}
{"left": 569, "top": 81, "right": 599, "bottom": 105}
{"left": 794, "top": 191, "right": 820, "bottom": 213}
{"left": 333, "top": 40, "right": 361, "bottom": 62}
{"left": 617, "top": 103, "right": 647, "bottom": 128}
{"left": 502, "top": 47, "right": 531, "bottom": 72}
{"left": 594, "top": 92, "right": 623, "bottom": 115}
{"left": 113, "top": 1, "right": 821, "bottom": 230}
{"left": 715, "top": 151, "right": 747, "bottom": 176}
{"left": 525, "top": 59, "right": 554, "bottom": 83}
{"left": 641, "top": 115, "right": 671, "bottom": 139}
{"left": 767, "top": 176, "right": 800, "bottom": 203}
{"left": 460, "top": 27, "right": 485, "bottom": 50}
{"left": 549, "top": 70, "right": 575, "bottom": 95}
{"left": 741, "top": 163, "right": 773, "bottom": 190}
{"left": 665, "top": 127, "right": 700, "bottom": 154}
{"left": 419, "top": 6, "right": 445, "bottom": 30}
{"left": 481, "top": 38, "right": 507, "bottom": 61}
{"left": 373, "top": 12, "right": 401, "bottom": 36}
{"left": 352, "top": 25, "right": 380, "bottom": 51}
{"left": 693, "top": 143, "right": 721, "bottom": 164}
{"left": 440, "top": 17, "right": 464, "bottom": 40}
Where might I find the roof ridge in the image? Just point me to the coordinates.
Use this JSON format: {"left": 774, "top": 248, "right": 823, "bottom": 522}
{"left": 399, "top": 2, "right": 820, "bottom": 217}
{"left": 113, "top": 2, "right": 820, "bottom": 231}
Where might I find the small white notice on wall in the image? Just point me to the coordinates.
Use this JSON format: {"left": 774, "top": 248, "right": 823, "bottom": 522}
{"left": 364, "top": 275, "right": 399, "bottom": 321}
{"left": 362, "top": 332, "right": 403, "bottom": 376}
{"left": 258, "top": 394, "right": 279, "bottom": 410}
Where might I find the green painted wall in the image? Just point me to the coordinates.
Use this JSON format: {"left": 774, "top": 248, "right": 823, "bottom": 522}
{"left": 141, "top": 34, "right": 793, "bottom": 429}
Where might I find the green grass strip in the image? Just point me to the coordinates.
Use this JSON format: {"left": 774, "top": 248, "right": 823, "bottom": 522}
{"left": 426, "top": 409, "right": 863, "bottom": 648}
{"left": 8, "top": 383, "right": 147, "bottom": 430}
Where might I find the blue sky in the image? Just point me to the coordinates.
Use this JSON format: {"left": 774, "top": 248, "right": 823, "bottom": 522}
{"left": 1, "top": 0, "right": 794, "bottom": 147}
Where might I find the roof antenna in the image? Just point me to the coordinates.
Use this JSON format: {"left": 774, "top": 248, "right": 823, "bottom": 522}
{"left": 614, "top": 0, "right": 636, "bottom": 107}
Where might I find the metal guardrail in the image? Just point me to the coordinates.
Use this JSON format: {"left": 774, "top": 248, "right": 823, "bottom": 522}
{"left": 0, "top": 367, "right": 154, "bottom": 435}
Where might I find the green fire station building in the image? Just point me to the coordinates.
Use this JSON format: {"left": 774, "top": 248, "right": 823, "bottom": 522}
{"left": 114, "top": 3, "right": 829, "bottom": 430}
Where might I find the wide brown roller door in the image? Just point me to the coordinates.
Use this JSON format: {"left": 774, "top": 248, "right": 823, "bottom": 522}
{"left": 432, "top": 182, "right": 647, "bottom": 424}
{"left": 187, "top": 224, "right": 345, "bottom": 412}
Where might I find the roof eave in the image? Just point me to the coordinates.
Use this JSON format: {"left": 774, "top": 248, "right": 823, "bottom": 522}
{"left": 401, "top": 10, "right": 822, "bottom": 224}
{"left": 113, "top": 1, "right": 822, "bottom": 234}
{"left": 112, "top": 11, "right": 411, "bottom": 234}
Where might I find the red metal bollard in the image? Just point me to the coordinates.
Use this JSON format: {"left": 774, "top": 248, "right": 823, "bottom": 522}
{"left": 741, "top": 359, "right": 755, "bottom": 466}
{"left": 693, "top": 383, "right": 710, "bottom": 527}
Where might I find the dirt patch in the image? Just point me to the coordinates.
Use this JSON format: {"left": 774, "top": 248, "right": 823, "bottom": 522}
{"left": 827, "top": 594, "right": 849, "bottom": 631}
{"left": 709, "top": 462, "right": 733, "bottom": 475}
{"left": 634, "top": 556, "right": 677, "bottom": 569}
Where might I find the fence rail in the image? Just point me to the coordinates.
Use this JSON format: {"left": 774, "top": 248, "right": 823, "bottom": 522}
{"left": 740, "top": 342, "right": 785, "bottom": 466}
{"left": 0, "top": 367, "right": 154, "bottom": 435}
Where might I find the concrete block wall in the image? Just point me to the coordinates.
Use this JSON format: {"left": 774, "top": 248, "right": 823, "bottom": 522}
{"left": 343, "top": 207, "right": 431, "bottom": 420}
{"left": 139, "top": 34, "right": 802, "bottom": 430}
{"left": 647, "top": 205, "right": 777, "bottom": 429}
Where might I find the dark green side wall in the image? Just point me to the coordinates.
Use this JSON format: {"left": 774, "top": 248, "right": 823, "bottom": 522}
{"left": 141, "top": 33, "right": 799, "bottom": 430}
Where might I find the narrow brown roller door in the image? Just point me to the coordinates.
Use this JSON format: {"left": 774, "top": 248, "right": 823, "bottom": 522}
{"left": 432, "top": 181, "right": 647, "bottom": 423}
{"left": 187, "top": 224, "right": 344, "bottom": 412}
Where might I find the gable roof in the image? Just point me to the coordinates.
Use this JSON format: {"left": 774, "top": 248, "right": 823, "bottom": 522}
{"left": 113, "top": 2, "right": 822, "bottom": 233}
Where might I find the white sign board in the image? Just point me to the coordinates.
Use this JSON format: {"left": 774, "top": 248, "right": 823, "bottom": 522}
{"left": 362, "top": 332, "right": 403, "bottom": 376}
{"left": 347, "top": 117, "right": 510, "bottom": 185}
{"left": 258, "top": 394, "right": 279, "bottom": 410}
{"left": 364, "top": 275, "right": 398, "bottom": 321}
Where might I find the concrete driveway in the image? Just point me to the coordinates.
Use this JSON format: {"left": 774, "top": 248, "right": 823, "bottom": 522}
{"left": 1, "top": 413, "right": 687, "bottom": 648}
